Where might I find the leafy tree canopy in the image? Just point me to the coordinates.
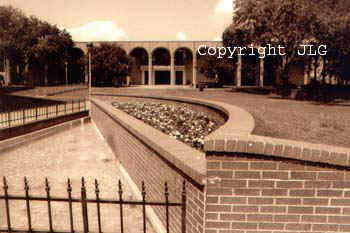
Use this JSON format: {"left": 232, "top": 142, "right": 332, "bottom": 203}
{"left": 89, "top": 43, "right": 131, "bottom": 86}
{"left": 0, "top": 5, "right": 84, "bottom": 85}
{"left": 224, "top": 0, "right": 350, "bottom": 85}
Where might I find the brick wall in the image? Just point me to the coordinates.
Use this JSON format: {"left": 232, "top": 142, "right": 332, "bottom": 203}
{"left": 91, "top": 99, "right": 206, "bottom": 233}
{"left": 91, "top": 94, "right": 350, "bottom": 233}
{"left": 206, "top": 152, "right": 350, "bottom": 233}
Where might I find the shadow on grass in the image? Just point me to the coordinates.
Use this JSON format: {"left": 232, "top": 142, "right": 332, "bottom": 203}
{"left": 310, "top": 99, "right": 350, "bottom": 108}
{"left": 0, "top": 86, "right": 34, "bottom": 94}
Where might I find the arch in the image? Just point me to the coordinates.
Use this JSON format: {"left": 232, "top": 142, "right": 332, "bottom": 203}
{"left": 129, "top": 47, "right": 149, "bottom": 85}
{"left": 174, "top": 47, "right": 193, "bottom": 66}
{"left": 151, "top": 47, "right": 171, "bottom": 66}
{"left": 151, "top": 47, "right": 171, "bottom": 85}
{"left": 242, "top": 48, "right": 260, "bottom": 86}
{"left": 129, "top": 47, "right": 149, "bottom": 65}
{"left": 174, "top": 47, "right": 194, "bottom": 85}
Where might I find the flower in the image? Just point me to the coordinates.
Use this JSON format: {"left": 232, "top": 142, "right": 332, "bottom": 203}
{"left": 112, "top": 101, "right": 219, "bottom": 151}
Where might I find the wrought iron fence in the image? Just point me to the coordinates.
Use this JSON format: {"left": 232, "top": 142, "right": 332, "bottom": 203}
{"left": 0, "top": 99, "right": 88, "bottom": 129}
{"left": 0, "top": 177, "right": 187, "bottom": 233}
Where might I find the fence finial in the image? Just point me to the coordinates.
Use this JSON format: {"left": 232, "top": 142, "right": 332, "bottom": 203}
{"left": 165, "top": 182, "right": 169, "bottom": 198}
{"left": 81, "top": 177, "right": 85, "bottom": 189}
{"left": 24, "top": 177, "right": 29, "bottom": 191}
{"left": 182, "top": 180, "right": 186, "bottom": 195}
{"left": 3, "top": 176, "right": 8, "bottom": 190}
{"left": 67, "top": 178, "right": 72, "bottom": 193}
{"left": 45, "top": 177, "right": 50, "bottom": 193}
{"left": 142, "top": 181, "right": 146, "bottom": 197}
{"left": 95, "top": 179, "right": 99, "bottom": 194}
{"left": 118, "top": 179, "right": 123, "bottom": 199}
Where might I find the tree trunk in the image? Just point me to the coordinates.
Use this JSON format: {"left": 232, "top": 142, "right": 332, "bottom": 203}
{"left": 314, "top": 56, "right": 319, "bottom": 81}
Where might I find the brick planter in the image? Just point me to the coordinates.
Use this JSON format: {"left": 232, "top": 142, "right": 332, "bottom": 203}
{"left": 91, "top": 94, "right": 350, "bottom": 233}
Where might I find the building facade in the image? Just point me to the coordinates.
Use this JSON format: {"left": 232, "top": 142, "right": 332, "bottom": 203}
{"left": 75, "top": 41, "right": 223, "bottom": 87}
{"left": 0, "top": 40, "right": 314, "bottom": 87}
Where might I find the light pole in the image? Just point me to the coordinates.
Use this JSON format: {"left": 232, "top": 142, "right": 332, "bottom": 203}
{"left": 64, "top": 61, "right": 68, "bottom": 87}
{"left": 87, "top": 43, "right": 93, "bottom": 99}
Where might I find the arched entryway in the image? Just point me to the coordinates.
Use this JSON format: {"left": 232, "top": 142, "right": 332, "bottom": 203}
{"left": 152, "top": 47, "right": 171, "bottom": 85}
{"left": 129, "top": 47, "right": 149, "bottom": 85}
{"left": 242, "top": 48, "right": 260, "bottom": 86}
{"left": 174, "top": 47, "right": 193, "bottom": 85}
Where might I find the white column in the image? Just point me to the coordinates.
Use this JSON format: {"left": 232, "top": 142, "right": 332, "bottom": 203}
{"left": 193, "top": 55, "right": 197, "bottom": 88}
{"left": 304, "top": 62, "right": 308, "bottom": 85}
{"left": 259, "top": 58, "right": 264, "bottom": 87}
{"left": 170, "top": 53, "right": 175, "bottom": 85}
{"left": 183, "top": 68, "right": 186, "bottom": 85}
{"left": 148, "top": 58, "right": 152, "bottom": 85}
{"left": 4, "top": 58, "right": 10, "bottom": 86}
{"left": 236, "top": 55, "right": 242, "bottom": 87}
{"left": 126, "top": 76, "right": 130, "bottom": 86}
{"left": 141, "top": 70, "right": 145, "bottom": 85}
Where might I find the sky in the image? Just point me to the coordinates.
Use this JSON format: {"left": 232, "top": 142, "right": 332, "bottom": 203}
{"left": 0, "top": 0, "right": 233, "bottom": 42}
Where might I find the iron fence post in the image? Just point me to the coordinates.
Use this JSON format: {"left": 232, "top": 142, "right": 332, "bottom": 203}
{"left": 81, "top": 177, "right": 89, "bottom": 233}
{"left": 95, "top": 179, "right": 102, "bottom": 233}
{"left": 24, "top": 177, "right": 32, "bottom": 233}
{"left": 45, "top": 178, "right": 54, "bottom": 232}
{"left": 7, "top": 110, "right": 10, "bottom": 128}
{"left": 118, "top": 180, "right": 124, "bottom": 233}
{"left": 181, "top": 181, "right": 187, "bottom": 233}
{"left": 165, "top": 182, "right": 169, "bottom": 233}
{"left": 142, "top": 181, "right": 146, "bottom": 233}
{"left": 22, "top": 108, "right": 25, "bottom": 124}
{"left": 3, "top": 177, "right": 11, "bottom": 232}
{"left": 67, "top": 179, "right": 74, "bottom": 233}
{"left": 0, "top": 177, "right": 184, "bottom": 233}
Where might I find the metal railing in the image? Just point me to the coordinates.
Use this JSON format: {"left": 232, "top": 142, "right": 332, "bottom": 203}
{"left": 0, "top": 177, "right": 187, "bottom": 233}
{"left": 0, "top": 99, "right": 88, "bottom": 129}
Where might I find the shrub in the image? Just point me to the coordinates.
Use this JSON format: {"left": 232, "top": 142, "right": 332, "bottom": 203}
{"left": 275, "top": 83, "right": 298, "bottom": 98}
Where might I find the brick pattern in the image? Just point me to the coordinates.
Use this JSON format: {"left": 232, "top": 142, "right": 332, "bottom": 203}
{"left": 92, "top": 103, "right": 205, "bottom": 233}
{"left": 204, "top": 137, "right": 350, "bottom": 168}
{"left": 206, "top": 153, "right": 350, "bottom": 233}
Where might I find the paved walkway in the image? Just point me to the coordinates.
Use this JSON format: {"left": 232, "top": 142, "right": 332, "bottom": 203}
{"left": 0, "top": 122, "right": 155, "bottom": 233}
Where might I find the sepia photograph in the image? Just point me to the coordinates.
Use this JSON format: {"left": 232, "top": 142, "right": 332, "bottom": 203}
{"left": 0, "top": 0, "right": 350, "bottom": 232}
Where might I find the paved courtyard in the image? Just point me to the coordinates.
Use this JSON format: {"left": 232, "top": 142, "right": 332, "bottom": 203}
{"left": 0, "top": 121, "right": 155, "bottom": 233}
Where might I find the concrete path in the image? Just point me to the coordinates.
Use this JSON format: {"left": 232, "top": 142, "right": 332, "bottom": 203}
{"left": 0, "top": 122, "right": 155, "bottom": 233}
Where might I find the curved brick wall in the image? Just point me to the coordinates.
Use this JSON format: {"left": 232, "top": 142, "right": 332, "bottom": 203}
{"left": 91, "top": 97, "right": 207, "bottom": 233}
{"left": 202, "top": 101, "right": 350, "bottom": 233}
{"left": 91, "top": 94, "right": 350, "bottom": 233}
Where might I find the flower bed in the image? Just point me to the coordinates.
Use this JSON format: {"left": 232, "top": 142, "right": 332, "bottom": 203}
{"left": 111, "top": 101, "right": 219, "bottom": 151}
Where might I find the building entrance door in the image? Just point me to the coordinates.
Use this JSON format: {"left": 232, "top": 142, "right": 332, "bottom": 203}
{"left": 176, "top": 71, "right": 183, "bottom": 85}
{"left": 155, "top": 71, "right": 170, "bottom": 85}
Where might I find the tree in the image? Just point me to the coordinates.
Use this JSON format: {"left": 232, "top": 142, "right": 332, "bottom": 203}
{"left": 0, "top": 5, "right": 79, "bottom": 86}
{"left": 68, "top": 47, "right": 85, "bottom": 84}
{"left": 89, "top": 43, "right": 130, "bottom": 86}
{"left": 227, "top": 0, "right": 350, "bottom": 87}
{"left": 311, "top": 0, "right": 350, "bottom": 84}
{"left": 196, "top": 47, "right": 235, "bottom": 85}
{"left": 226, "top": 0, "right": 317, "bottom": 89}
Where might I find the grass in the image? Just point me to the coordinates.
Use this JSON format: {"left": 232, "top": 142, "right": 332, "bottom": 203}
{"left": 9, "top": 86, "right": 350, "bottom": 149}
{"left": 92, "top": 87, "right": 350, "bottom": 149}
